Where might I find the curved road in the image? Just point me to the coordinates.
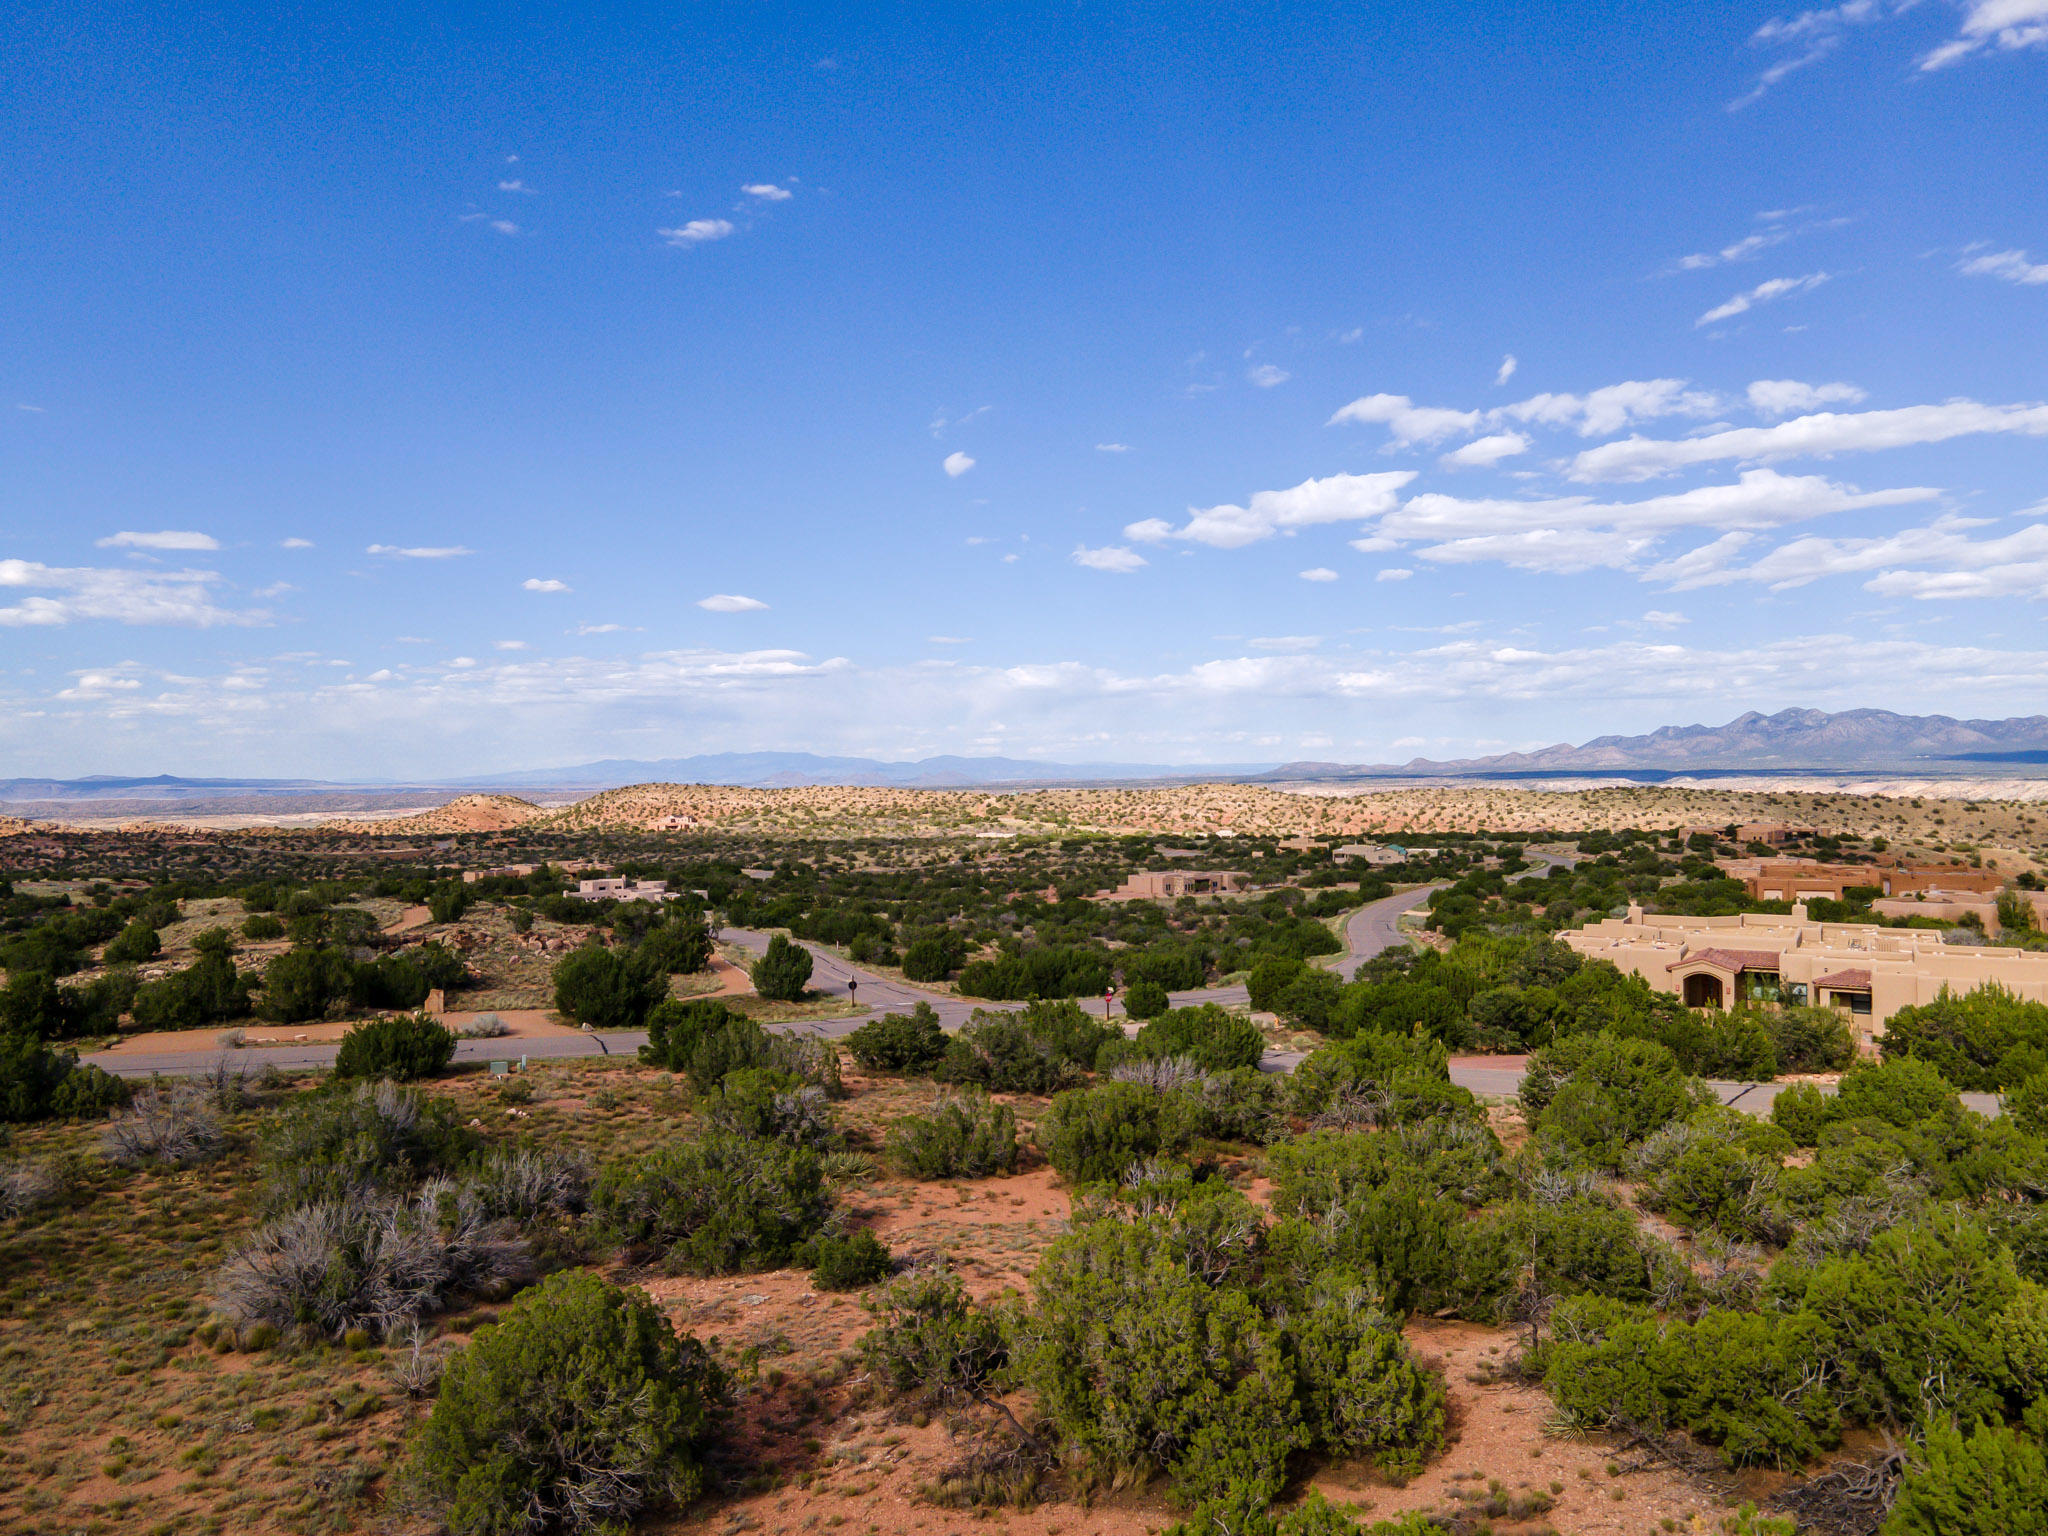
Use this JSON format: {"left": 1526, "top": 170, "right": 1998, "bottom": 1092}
{"left": 85, "top": 881, "right": 1990, "bottom": 1119}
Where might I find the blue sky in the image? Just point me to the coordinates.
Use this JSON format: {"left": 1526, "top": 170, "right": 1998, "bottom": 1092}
{"left": 4, "top": 1, "right": 2046, "bottom": 779}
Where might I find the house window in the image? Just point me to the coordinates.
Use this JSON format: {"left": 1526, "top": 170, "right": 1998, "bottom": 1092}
{"left": 1743, "top": 972, "right": 1782, "bottom": 1005}
{"left": 1842, "top": 990, "right": 1872, "bottom": 1016}
{"left": 1786, "top": 982, "right": 1808, "bottom": 1005}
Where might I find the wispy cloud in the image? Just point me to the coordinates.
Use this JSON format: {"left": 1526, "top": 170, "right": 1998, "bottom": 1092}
{"left": 741, "top": 183, "right": 793, "bottom": 201}
{"left": 1494, "top": 354, "right": 1518, "bottom": 386}
{"left": 660, "top": 219, "right": 735, "bottom": 246}
{"left": 1095, "top": 442, "right": 1132, "bottom": 453}
{"left": 1567, "top": 399, "right": 2048, "bottom": 482}
{"left": 1375, "top": 568, "right": 1414, "bottom": 582}
{"left": 367, "top": 544, "right": 473, "bottom": 559}
{"left": 460, "top": 212, "right": 521, "bottom": 236}
{"left": 697, "top": 593, "right": 769, "bottom": 612}
{"left": 0, "top": 559, "right": 263, "bottom": 628}
{"left": 1327, "top": 394, "right": 1482, "bottom": 446}
{"left": 927, "top": 635, "right": 972, "bottom": 645}
{"left": 97, "top": 530, "right": 220, "bottom": 552}
{"left": 498, "top": 179, "right": 536, "bottom": 194}
{"left": 1127, "top": 471, "right": 1416, "bottom": 551}
{"left": 1697, "top": 272, "right": 1830, "bottom": 326}
{"left": 1920, "top": 0, "right": 2048, "bottom": 69}
{"left": 1071, "top": 545, "right": 1147, "bottom": 573}
{"left": 280, "top": 537, "right": 315, "bottom": 550}
{"left": 1299, "top": 567, "right": 1338, "bottom": 582}
{"left": 1439, "top": 432, "right": 1531, "bottom": 469}
{"left": 944, "top": 452, "right": 976, "bottom": 477}
{"left": 522, "top": 578, "right": 571, "bottom": 593}
{"left": 1747, "top": 379, "right": 1867, "bottom": 416}
{"left": 1247, "top": 364, "right": 1291, "bottom": 388}
{"left": 1959, "top": 247, "right": 2048, "bottom": 286}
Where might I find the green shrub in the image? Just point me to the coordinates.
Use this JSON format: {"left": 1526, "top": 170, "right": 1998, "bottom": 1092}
{"left": 405, "top": 1270, "right": 727, "bottom": 1535}
{"left": 750, "top": 934, "right": 814, "bottom": 1002}
{"left": 1772, "top": 1081, "right": 1829, "bottom": 1145}
{"left": 804, "top": 1229, "right": 893, "bottom": 1291}
{"left": 938, "top": 1002, "right": 1116, "bottom": 1094}
{"left": 132, "top": 950, "right": 258, "bottom": 1030}
{"left": 102, "top": 920, "right": 161, "bottom": 964}
{"left": 846, "top": 1001, "right": 949, "bottom": 1073}
{"left": 1123, "top": 977, "right": 1170, "bottom": 1020}
{"left": 1036, "top": 1079, "right": 1188, "bottom": 1185}
{"left": 0, "top": 1032, "right": 131, "bottom": 1123}
{"left": 683, "top": 1014, "right": 776, "bottom": 1095}
{"left": 1011, "top": 1192, "right": 1444, "bottom": 1504}
{"left": 639, "top": 915, "right": 712, "bottom": 974}
{"left": 2010, "top": 1070, "right": 2048, "bottom": 1139}
{"left": 858, "top": 1267, "right": 1006, "bottom": 1405}
{"left": 334, "top": 1013, "right": 456, "bottom": 1081}
{"left": 258, "top": 944, "right": 354, "bottom": 1024}
{"left": 1881, "top": 984, "right": 2048, "bottom": 1091}
{"left": 1767, "top": 1005, "right": 1857, "bottom": 1073}
{"left": 2, "top": 967, "right": 133, "bottom": 1041}
{"left": 1266, "top": 1123, "right": 1505, "bottom": 1215}
{"left": 1884, "top": 1415, "right": 2048, "bottom": 1535}
{"left": 886, "top": 1090, "right": 1019, "bottom": 1179}
{"left": 346, "top": 953, "right": 432, "bottom": 1012}
{"left": 1134, "top": 1004, "right": 1267, "bottom": 1071}
{"left": 590, "top": 1133, "right": 834, "bottom": 1273}
{"left": 259, "top": 1081, "right": 479, "bottom": 1211}
{"left": 1833, "top": 1055, "right": 1967, "bottom": 1128}
{"left": 639, "top": 997, "right": 743, "bottom": 1071}
{"left": 1521, "top": 1032, "right": 1708, "bottom": 1169}
{"left": 901, "top": 932, "right": 964, "bottom": 983}
{"left": 241, "top": 913, "right": 285, "bottom": 941}
{"left": 552, "top": 944, "right": 670, "bottom": 1030}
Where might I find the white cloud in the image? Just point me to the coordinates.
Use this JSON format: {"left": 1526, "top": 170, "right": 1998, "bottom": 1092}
{"left": 498, "top": 179, "right": 535, "bottom": 194}
{"left": 97, "top": 530, "right": 220, "bottom": 551}
{"left": 927, "top": 635, "right": 972, "bottom": 645}
{"left": 0, "top": 559, "right": 263, "bottom": 628}
{"left": 574, "top": 623, "right": 627, "bottom": 635}
{"left": 1640, "top": 610, "right": 1689, "bottom": 628}
{"left": 1123, "top": 518, "right": 1175, "bottom": 544}
{"left": 58, "top": 672, "right": 143, "bottom": 698}
{"left": 368, "top": 544, "right": 473, "bottom": 559}
{"left": 1299, "top": 567, "right": 1338, "bottom": 582}
{"left": 742, "top": 183, "right": 793, "bottom": 201}
{"left": 522, "top": 577, "right": 571, "bottom": 593}
{"left": 1439, "top": 432, "right": 1531, "bottom": 469}
{"left": 1698, "top": 272, "right": 1830, "bottom": 326}
{"left": 493, "top": 640, "right": 529, "bottom": 650}
{"left": 943, "top": 451, "right": 976, "bottom": 478}
{"left": 490, "top": 220, "right": 519, "bottom": 236}
{"left": 1747, "top": 379, "right": 1867, "bottom": 416}
{"left": 660, "top": 219, "right": 735, "bottom": 246}
{"left": 697, "top": 593, "right": 769, "bottom": 612}
{"left": 1920, "top": 0, "right": 2048, "bottom": 68}
{"left": 1161, "top": 471, "right": 1417, "bottom": 550}
{"left": 281, "top": 537, "right": 314, "bottom": 549}
{"left": 1494, "top": 354, "right": 1518, "bottom": 386}
{"left": 1375, "top": 568, "right": 1414, "bottom": 582}
{"left": 449, "top": 657, "right": 478, "bottom": 669}
{"left": 1328, "top": 393, "right": 1482, "bottom": 446}
{"left": 1567, "top": 398, "right": 2048, "bottom": 482}
{"left": 1657, "top": 513, "right": 2048, "bottom": 598}
{"left": 1959, "top": 247, "right": 2048, "bottom": 286}
{"left": 1096, "top": 442, "right": 1132, "bottom": 453}
{"left": 1674, "top": 229, "right": 1788, "bottom": 270}
{"left": 1495, "top": 379, "right": 1723, "bottom": 437}
{"left": 1248, "top": 364, "right": 1291, "bottom": 388}
{"left": 1248, "top": 635, "right": 1321, "bottom": 650}
{"left": 1071, "top": 545, "right": 1147, "bottom": 573}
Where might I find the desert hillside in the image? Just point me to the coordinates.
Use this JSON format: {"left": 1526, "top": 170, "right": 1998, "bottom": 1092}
{"left": 373, "top": 793, "right": 549, "bottom": 833}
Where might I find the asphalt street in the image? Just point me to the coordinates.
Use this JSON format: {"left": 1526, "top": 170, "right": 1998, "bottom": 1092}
{"left": 84, "top": 879, "right": 1997, "bottom": 1118}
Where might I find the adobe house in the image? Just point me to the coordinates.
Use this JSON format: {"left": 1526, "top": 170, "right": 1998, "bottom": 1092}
{"left": 1564, "top": 901, "right": 2048, "bottom": 1039}
{"left": 1100, "top": 870, "right": 1249, "bottom": 901}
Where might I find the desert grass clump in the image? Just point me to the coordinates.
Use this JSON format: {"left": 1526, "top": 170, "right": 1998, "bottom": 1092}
{"left": 1109, "top": 1053, "right": 1207, "bottom": 1094}
{"left": 212, "top": 1183, "right": 532, "bottom": 1342}
{"left": 0, "top": 1157, "right": 69, "bottom": 1218}
{"left": 464, "top": 1147, "right": 593, "bottom": 1222}
{"left": 102, "top": 1083, "right": 229, "bottom": 1169}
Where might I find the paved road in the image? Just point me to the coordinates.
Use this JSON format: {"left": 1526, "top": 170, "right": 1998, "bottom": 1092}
{"left": 87, "top": 880, "right": 1999, "bottom": 1121}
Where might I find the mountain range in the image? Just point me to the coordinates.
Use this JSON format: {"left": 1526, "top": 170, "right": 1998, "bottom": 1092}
{"left": 9, "top": 710, "right": 2048, "bottom": 818}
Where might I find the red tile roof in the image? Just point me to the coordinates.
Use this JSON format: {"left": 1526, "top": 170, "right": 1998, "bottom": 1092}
{"left": 1667, "top": 947, "right": 1784, "bottom": 974}
{"left": 1813, "top": 968, "right": 1873, "bottom": 990}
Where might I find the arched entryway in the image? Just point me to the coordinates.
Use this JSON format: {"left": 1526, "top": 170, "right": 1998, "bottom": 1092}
{"left": 1683, "top": 972, "right": 1726, "bottom": 1009}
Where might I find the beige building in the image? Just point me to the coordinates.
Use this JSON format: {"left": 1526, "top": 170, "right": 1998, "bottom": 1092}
{"left": 1714, "top": 856, "right": 2003, "bottom": 902}
{"left": 1335, "top": 843, "right": 1408, "bottom": 866}
{"left": 1564, "top": 903, "right": 2048, "bottom": 1036}
{"left": 575, "top": 876, "right": 676, "bottom": 903}
{"left": 1101, "top": 869, "right": 1248, "bottom": 901}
